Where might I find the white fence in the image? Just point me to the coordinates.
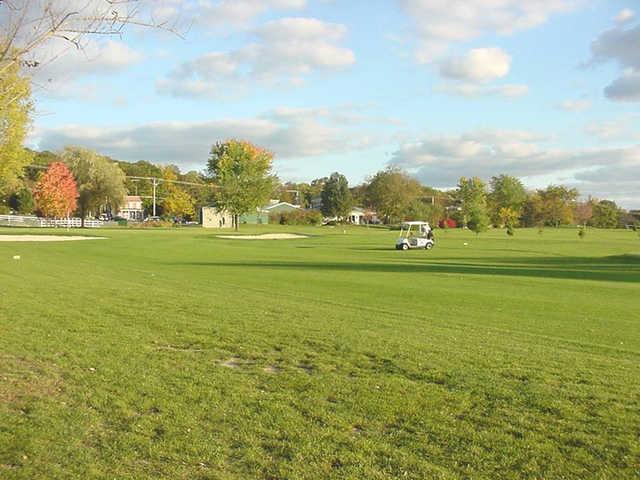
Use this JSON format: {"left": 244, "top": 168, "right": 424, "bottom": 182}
{"left": 0, "top": 215, "right": 104, "bottom": 228}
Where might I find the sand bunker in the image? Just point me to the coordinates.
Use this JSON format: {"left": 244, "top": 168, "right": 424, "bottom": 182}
{"left": 217, "top": 233, "right": 308, "bottom": 240}
{"left": 0, "top": 235, "right": 105, "bottom": 242}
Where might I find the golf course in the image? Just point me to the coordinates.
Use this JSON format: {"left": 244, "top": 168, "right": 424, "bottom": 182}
{"left": 1, "top": 226, "right": 639, "bottom": 479}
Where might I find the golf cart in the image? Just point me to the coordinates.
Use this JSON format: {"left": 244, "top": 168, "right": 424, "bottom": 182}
{"left": 395, "top": 221, "right": 435, "bottom": 251}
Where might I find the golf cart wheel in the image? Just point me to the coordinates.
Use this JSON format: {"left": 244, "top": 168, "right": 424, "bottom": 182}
{"left": 401, "top": 243, "right": 409, "bottom": 251}
{"left": 425, "top": 243, "right": 433, "bottom": 250}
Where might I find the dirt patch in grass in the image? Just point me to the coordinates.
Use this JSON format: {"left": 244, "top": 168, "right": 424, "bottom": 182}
{"left": 297, "top": 363, "right": 315, "bottom": 374}
{"left": 219, "top": 357, "right": 243, "bottom": 369}
{"left": 216, "top": 233, "right": 308, "bottom": 240}
{"left": 0, "top": 235, "right": 105, "bottom": 242}
{"left": 0, "top": 354, "right": 62, "bottom": 406}
{"left": 155, "top": 344, "right": 206, "bottom": 353}
{"left": 263, "top": 365, "right": 281, "bottom": 374}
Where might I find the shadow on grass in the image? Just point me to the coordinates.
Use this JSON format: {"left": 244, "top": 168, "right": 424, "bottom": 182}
{"left": 170, "top": 254, "right": 640, "bottom": 283}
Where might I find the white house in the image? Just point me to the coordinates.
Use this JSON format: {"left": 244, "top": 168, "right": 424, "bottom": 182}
{"left": 118, "top": 195, "right": 144, "bottom": 221}
{"left": 347, "top": 207, "right": 365, "bottom": 224}
{"left": 202, "top": 206, "right": 233, "bottom": 228}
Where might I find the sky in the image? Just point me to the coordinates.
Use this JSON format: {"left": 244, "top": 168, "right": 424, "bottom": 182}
{"left": 23, "top": 0, "right": 640, "bottom": 208}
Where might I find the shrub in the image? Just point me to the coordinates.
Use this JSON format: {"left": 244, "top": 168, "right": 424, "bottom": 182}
{"left": 272, "top": 209, "right": 322, "bottom": 225}
{"left": 439, "top": 218, "right": 457, "bottom": 229}
{"left": 8, "top": 188, "right": 34, "bottom": 214}
{"left": 128, "top": 220, "right": 173, "bottom": 228}
{"left": 578, "top": 226, "right": 586, "bottom": 239}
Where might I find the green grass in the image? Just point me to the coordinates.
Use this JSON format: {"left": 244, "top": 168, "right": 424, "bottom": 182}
{"left": 1, "top": 225, "right": 639, "bottom": 479}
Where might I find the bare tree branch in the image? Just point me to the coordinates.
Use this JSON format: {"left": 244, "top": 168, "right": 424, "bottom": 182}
{"left": 1, "top": 0, "right": 185, "bottom": 72}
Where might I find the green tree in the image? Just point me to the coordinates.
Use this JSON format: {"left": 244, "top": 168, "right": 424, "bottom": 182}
{"left": 498, "top": 207, "right": 519, "bottom": 231}
{"left": 8, "top": 186, "right": 34, "bottom": 214}
{"left": 457, "top": 176, "right": 489, "bottom": 234}
{"left": 350, "top": 183, "right": 368, "bottom": 207}
{"left": 406, "top": 200, "right": 445, "bottom": 225}
{"left": 488, "top": 174, "right": 527, "bottom": 226}
{"left": 321, "top": 172, "right": 353, "bottom": 220}
{"left": 467, "top": 205, "right": 490, "bottom": 235}
{"left": 117, "top": 160, "right": 163, "bottom": 199}
{"left": 366, "top": 167, "right": 422, "bottom": 224}
{"left": 304, "top": 177, "right": 328, "bottom": 208}
{"left": 521, "top": 191, "right": 545, "bottom": 228}
{"left": 537, "top": 185, "right": 578, "bottom": 227}
{"left": 592, "top": 200, "right": 621, "bottom": 228}
{"left": 208, "top": 140, "right": 275, "bottom": 230}
{"left": 0, "top": 58, "right": 32, "bottom": 195}
{"left": 64, "top": 147, "right": 127, "bottom": 227}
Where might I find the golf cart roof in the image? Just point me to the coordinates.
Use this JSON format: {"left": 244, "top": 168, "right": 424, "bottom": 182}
{"left": 402, "top": 221, "right": 430, "bottom": 226}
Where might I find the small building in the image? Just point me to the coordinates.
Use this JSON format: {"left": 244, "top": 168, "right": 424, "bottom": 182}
{"left": 118, "top": 195, "right": 144, "bottom": 221}
{"left": 240, "top": 211, "right": 270, "bottom": 224}
{"left": 347, "top": 207, "right": 365, "bottom": 225}
{"left": 202, "top": 206, "right": 233, "bottom": 228}
{"left": 262, "top": 201, "right": 300, "bottom": 215}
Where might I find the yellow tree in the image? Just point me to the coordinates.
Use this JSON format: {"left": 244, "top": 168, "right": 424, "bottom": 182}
{"left": 164, "top": 189, "right": 195, "bottom": 220}
{"left": 0, "top": 58, "right": 32, "bottom": 195}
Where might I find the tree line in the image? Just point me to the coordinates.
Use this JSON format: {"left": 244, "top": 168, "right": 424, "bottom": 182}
{"left": 1, "top": 141, "right": 637, "bottom": 232}
{"left": 279, "top": 169, "right": 637, "bottom": 232}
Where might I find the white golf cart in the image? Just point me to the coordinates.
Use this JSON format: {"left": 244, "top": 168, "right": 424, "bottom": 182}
{"left": 395, "top": 221, "right": 435, "bottom": 251}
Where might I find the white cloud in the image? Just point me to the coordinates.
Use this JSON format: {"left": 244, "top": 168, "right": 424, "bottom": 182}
{"left": 27, "top": 38, "right": 143, "bottom": 100}
{"left": 27, "top": 37, "right": 142, "bottom": 78}
{"left": 396, "top": 0, "right": 577, "bottom": 62}
{"left": 589, "top": 20, "right": 640, "bottom": 102}
{"left": 585, "top": 116, "right": 640, "bottom": 141}
{"left": 389, "top": 128, "right": 640, "bottom": 205}
{"left": 436, "top": 83, "right": 528, "bottom": 98}
{"left": 149, "top": 0, "right": 306, "bottom": 30}
{"left": 157, "top": 17, "right": 355, "bottom": 98}
{"left": 195, "top": 0, "right": 306, "bottom": 28}
{"left": 436, "top": 47, "right": 526, "bottom": 98}
{"left": 557, "top": 99, "right": 591, "bottom": 112}
{"left": 30, "top": 106, "right": 381, "bottom": 170}
{"left": 615, "top": 8, "right": 635, "bottom": 24}
{"left": 439, "top": 48, "right": 511, "bottom": 82}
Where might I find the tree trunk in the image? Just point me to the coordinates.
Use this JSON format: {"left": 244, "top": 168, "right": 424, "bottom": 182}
{"left": 234, "top": 214, "right": 239, "bottom": 231}
{"left": 80, "top": 206, "right": 85, "bottom": 228}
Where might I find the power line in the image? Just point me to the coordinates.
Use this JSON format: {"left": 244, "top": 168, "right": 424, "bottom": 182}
{"left": 27, "top": 167, "right": 215, "bottom": 217}
{"left": 126, "top": 175, "right": 212, "bottom": 188}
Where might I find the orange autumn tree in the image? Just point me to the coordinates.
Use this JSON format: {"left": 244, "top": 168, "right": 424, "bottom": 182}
{"left": 34, "top": 162, "right": 78, "bottom": 218}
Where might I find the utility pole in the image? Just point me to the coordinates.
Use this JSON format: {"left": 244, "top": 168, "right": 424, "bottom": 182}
{"left": 285, "top": 189, "right": 300, "bottom": 205}
{"left": 121, "top": 175, "right": 216, "bottom": 219}
{"left": 152, "top": 178, "right": 158, "bottom": 216}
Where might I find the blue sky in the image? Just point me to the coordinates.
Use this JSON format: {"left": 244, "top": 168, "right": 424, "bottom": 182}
{"left": 26, "top": 0, "right": 640, "bottom": 207}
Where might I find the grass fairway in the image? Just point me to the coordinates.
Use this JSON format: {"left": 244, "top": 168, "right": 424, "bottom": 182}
{"left": 1, "top": 226, "right": 639, "bottom": 479}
